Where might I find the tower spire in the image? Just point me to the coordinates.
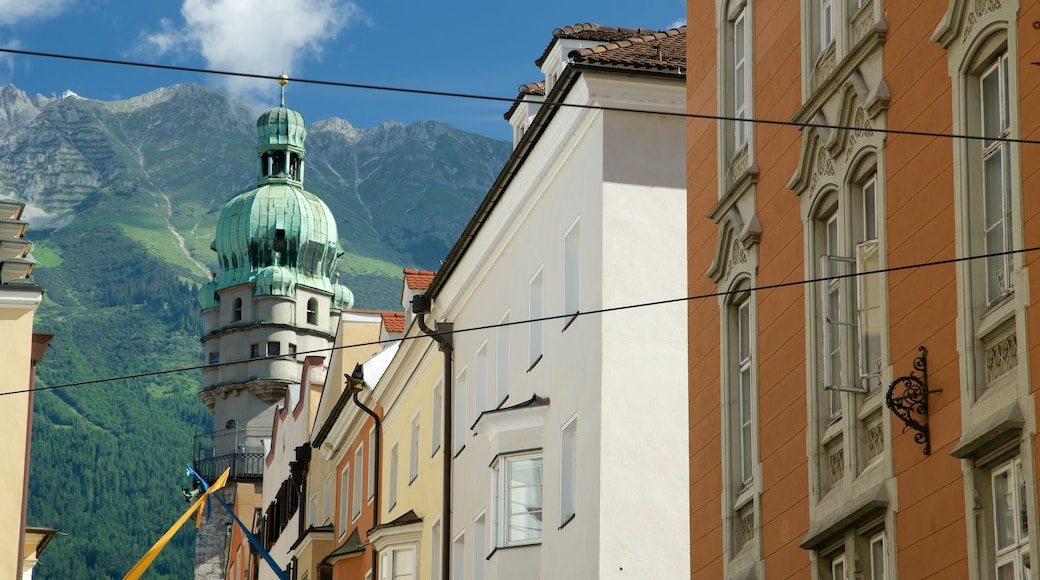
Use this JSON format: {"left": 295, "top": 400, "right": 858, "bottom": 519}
{"left": 278, "top": 73, "right": 289, "bottom": 107}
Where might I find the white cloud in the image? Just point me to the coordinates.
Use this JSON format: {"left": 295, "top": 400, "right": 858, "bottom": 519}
{"left": 669, "top": 18, "right": 687, "bottom": 29}
{"left": 144, "top": 0, "right": 368, "bottom": 100}
{"left": 0, "top": 0, "right": 73, "bottom": 26}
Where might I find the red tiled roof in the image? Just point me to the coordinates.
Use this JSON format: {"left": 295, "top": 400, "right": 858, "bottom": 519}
{"left": 503, "top": 81, "right": 546, "bottom": 121}
{"left": 535, "top": 23, "right": 665, "bottom": 66}
{"left": 569, "top": 27, "right": 686, "bottom": 71}
{"left": 403, "top": 268, "right": 436, "bottom": 291}
{"left": 381, "top": 311, "right": 405, "bottom": 333}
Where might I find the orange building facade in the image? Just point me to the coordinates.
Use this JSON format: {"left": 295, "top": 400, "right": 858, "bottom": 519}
{"left": 689, "top": 1, "right": 1040, "bottom": 579}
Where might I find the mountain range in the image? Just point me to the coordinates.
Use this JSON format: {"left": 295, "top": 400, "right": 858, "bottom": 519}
{"left": 0, "top": 82, "right": 511, "bottom": 578}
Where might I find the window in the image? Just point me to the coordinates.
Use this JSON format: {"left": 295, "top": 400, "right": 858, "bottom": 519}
{"left": 323, "top": 475, "right": 332, "bottom": 524}
{"left": 528, "top": 270, "right": 543, "bottom": 369}
{"left": 267, "top": 341, "right": 280, "bottom": 357}
{"left": 473, "top": 514, "right": 486, "bottom": 580}
{"left": 308, "top": 493, "right": 317, "bottom": 528}
{"left": 452, "top": 533, "right": 465, "bottom": 580}
{"left": 869, "top": 532, "right": 886, "bottom": 580}
{"left": 432, "top": 384, "right": 443, "bottom": 456}
{"left": 496, "top": 315, "right": 509, "bottom": 406}
{"left": 389, "top": 443, "right": 399, "bottom": 509}
{"left": 353, "top": 446, "right": 363, "bottom": 521}
{"left": 830, "top": 553, "right": 846, "bottom": 580}
{"left": 494, "top": 453, "right": 543, "bottom": 547}
{"left": 368, "top": 427, "right": 376, "bottom": 501}
{"left": 232, "top": 297, "right": 243, "bottom": 322}
{"left": 563, "top": 220, "right": 580, "bottom": 327}
{"left": 431, "top": 521, "right": 441, "bottom": 579}
{"left": 992, "top": 458, "right": 1029, "bottom": 579}
{"left": 289, "top": 343, "right": 297, "bottom": 356}
{"left": 820, "top": 0, "right": 834, "bottom": 48}
{"left": 979, "top": 53, "right": 1013, "bottom": 305}
{"left": 561, "top": 417, "right": 578, "bottom": 526}
{"left": 732, "top": 8, "right": 749, "bottom": 151}
{"left": 380, "top": 547, "right": 415, "bottom": 580}
{"left": 250, "top": 343, "right": 260, "bottom": 359}
{"left": 409, "top": 413, "right": 420, "bottom": 483}
{"left": 209, "top": 352, "right": 219, "bottom": 365}
{"left": 307, "top": 298, "right": 318, "bottom": 325}
{"left": 454, "top": 369, "right": 467, "bottom": 455}
{"left": 736, "top": 297, "right": 754, "bottom": 484}
{"left": 339, "top": 465, "right": 349, "bottom": 535}
{"left": 817, "top": 169, "right": 882, "bottom": 406}
{"left": 475, "top": 344, "right": 488, "bottom": 417}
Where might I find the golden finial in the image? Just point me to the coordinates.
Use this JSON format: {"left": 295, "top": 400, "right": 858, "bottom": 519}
{"left": 278, "top": 74, "right": 289, "bottom": 106}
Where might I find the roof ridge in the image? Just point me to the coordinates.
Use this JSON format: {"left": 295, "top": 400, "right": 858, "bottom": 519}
{"left": 569, "top": 26, "right": 686, "bottom": 59}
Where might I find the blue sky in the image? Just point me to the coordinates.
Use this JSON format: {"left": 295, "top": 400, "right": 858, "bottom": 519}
{"left": 0, "top": 0, "right": 686, "bottom": 140}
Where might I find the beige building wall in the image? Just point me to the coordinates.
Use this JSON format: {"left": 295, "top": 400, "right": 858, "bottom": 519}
{"left": 0, "top": 288, "right": 44, "bottom": 579}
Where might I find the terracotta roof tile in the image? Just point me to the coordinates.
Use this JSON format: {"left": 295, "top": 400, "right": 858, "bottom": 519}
{"left": 403, "top": 268, "right": 436, "bottom": 291}
{"left": 503, "top": 81, "right": 546, "bottom": 121}
{"left": 381, "top": 311, "right": 405, "bottom": 333}
{"left": 569, "top": 27, "right": 686, "bottom": 72}
{"left": 535, "top": 23, "right": 665, "bottom": 66}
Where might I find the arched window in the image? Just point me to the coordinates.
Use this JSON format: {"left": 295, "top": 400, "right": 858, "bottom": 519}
{"left": 232, "top": 297, "right": 243, "bottom": 322}
{"left": 307, "top": 298, "right": 318, "bottom": 325}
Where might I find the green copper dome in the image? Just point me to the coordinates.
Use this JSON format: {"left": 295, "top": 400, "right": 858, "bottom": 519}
{"left": 257, "top": 107, "right": 306, "bottom": 152}
{"left": 212, "top": 183, "right": 341, "bottom": 292}
{"left": 207, "top": 102, "right": 352, "bottom": 307}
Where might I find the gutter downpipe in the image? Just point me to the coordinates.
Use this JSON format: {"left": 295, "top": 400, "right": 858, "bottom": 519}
{"left": 412, "top": 294, "right": 453, "bottom": 580}
{"left": 348, "top": 364, "right": 381, "bottom": 580}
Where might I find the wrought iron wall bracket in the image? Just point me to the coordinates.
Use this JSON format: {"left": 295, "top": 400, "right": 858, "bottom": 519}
{"left": 885, "top": 346, "right": 941, "bottom": 455}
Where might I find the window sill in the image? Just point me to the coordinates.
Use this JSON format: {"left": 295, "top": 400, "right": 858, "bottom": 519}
{"left": 408, "top": 473, "right": 418, "bottom": 486}
{"left": 453, "top": 444, "right": 466, "bottom": 459}
{"left": 431, "top": 443, "right": 441, "bottom": 458}
{"left": 558, "top": 513, "right": 576, "bottom": 530}
{"left": 561, "top": 313, "right": 578, "bottom": 332}
{"left": 487, "top": 541, "right": 541, "bottom": 560}
{"left": 527, "top": 354, "right": 543, "bottom": 373}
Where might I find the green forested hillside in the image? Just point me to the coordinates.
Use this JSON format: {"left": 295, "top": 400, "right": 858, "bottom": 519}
{"left": 7, "top": 83, "right": 510, "bottom": 578}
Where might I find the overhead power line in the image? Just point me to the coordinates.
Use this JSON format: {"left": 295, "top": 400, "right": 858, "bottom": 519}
{"left": 4, "top": 245, "right": 1036, "bottom": 397}
{"left": 2, "top": 47, "right": 1040, "bottom": 146}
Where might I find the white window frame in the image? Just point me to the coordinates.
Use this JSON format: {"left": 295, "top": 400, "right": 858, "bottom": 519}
{"left": 308, "top": 492, "right": 317, "bottom": 528}
{"left": 409, "top": 411, "right": 421, "bottom": 483}
{"left": 820, "top": 0, "right": 834, "bottom": 49}
{"left": 494, "top": 452, "right": 543, "bottom": 548}
{"left": 992, "top": 457, "right": 1029, "bottom": 579}
{"left": 732, "top": 8, "right": 749, "bottom": 151}
{"left": 736, "top": 298, "right": 754, "bottom": 485}
{"left": 381, "top": 546, "right": 416, "bottom": 580}
{"left": 352, "top": 445, "right": 364, "bottom": 521}
{"left": 869, "top": 531, "right": 886, "bottom": 580}
{"left": 979, "top": 53, "right": 1014, "bottom": 306}
{"left": 528, "top": 269, "right": 544, "bottom": 368}
{"left": 831, "top": 553, "right": 846, "bottom": 580}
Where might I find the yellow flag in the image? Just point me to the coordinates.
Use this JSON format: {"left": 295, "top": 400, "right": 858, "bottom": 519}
{"left": 123, "top": 468, "right": 230, "bottom": 580}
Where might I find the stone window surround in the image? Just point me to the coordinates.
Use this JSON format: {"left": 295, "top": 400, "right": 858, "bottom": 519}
{"left": 933, "top": 4, "right": 1037, "bottom": 577}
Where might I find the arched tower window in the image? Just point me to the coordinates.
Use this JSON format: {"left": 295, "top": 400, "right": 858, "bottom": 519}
{"left": 232, "top": 297, "right": 243, "bottom": 322}
{"left": 306, "top": 298, "right": 318, "bottom": 325}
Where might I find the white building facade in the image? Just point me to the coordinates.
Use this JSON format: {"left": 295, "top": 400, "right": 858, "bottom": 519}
{"left": 421, "top": 25, "right": 690, "bottom": 580}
